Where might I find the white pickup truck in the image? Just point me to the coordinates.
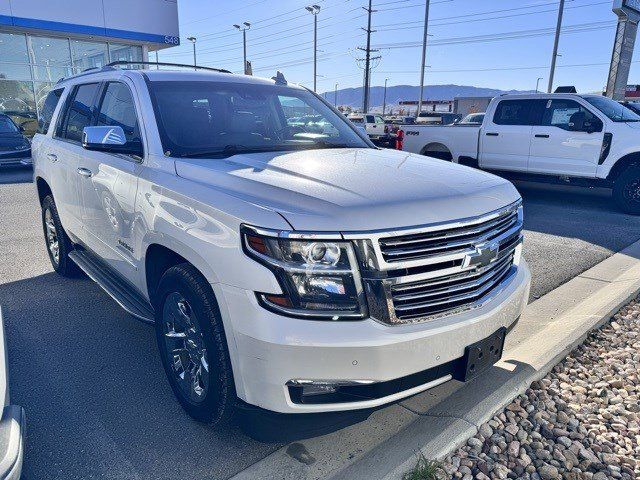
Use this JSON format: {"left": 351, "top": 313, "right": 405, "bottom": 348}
{"left": 402, "top": 93, "right": 640, "bottom": 214}
{"left": 31, "top": 63, "right": 530, "bottom": 430}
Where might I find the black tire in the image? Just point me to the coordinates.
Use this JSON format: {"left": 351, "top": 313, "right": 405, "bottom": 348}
{"left": 613, "top": 165, "right": 640, "bottom": 215}
{"left": 153, "top": 263, "right": 236, "bottom": 426}
{"left": 41, "top": 195, "right": 81, "bottom": 277}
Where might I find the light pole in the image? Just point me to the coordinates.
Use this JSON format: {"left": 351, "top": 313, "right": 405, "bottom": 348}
{"left": 547, "top": 0, "right": 565, "bottom": 93}
{"left": 334, "top": 82, "right": 339, "bottom": 107}
{"left": 305, "top": 5, "right": 321, "bottom": 92}
{"left": 187, "top": 36, "right": 197, "bottom": 67}
{"left": 233, "top": 22, "right": 251, "bottom": 74}
{"left": 535, "top": 77, "right": 543, "bottom": 92}
{"left": 417, "top": 0, "right": 431, "bottom": 117}
{"left": 382, "top": 78, "right": 389, "bottom": 115}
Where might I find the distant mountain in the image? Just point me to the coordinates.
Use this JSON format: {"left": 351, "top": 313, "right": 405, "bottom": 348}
{"left": 320, "top": 84, "right": 533, "bottom": 109}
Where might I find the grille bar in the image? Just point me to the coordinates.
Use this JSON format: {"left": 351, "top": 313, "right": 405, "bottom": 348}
{"left": 392, "top": 254, "right": 514, "bottom": 303}
{"left": 379, "top": 207, "right": 518, "bottom": 263}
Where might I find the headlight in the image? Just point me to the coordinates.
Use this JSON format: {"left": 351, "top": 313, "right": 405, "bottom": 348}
{"left": 242, "top": 226, "right": 367, "bottom": 320}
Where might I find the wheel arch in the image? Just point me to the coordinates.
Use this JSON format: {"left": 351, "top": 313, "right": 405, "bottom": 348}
{"left": 606, "top": 151, "right": 640, "bottom": 182}
{"left": 420, "top": 142, "right": 454, "bottom": 161}
{"left": 144, "top": 240, "right": 219, "bottom": 302}
{"left": 36, "top": 176, "right": 52, "bottom": 207}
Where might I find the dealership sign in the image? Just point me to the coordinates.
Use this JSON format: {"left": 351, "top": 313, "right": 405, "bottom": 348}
{"left": 606, "top": 0, "right": 640, "bottom": 100}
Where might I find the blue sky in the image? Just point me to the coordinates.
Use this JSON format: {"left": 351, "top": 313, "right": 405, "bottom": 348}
{"left": 160, "top": 0, "right": 629, "bottom": 95}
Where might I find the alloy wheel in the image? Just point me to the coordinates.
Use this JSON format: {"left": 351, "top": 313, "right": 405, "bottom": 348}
{"left": 44, "top": 208, "right": 60, "bottom": 266}
{"left": 162, "top": 292, "right": 209, "bottom": 402}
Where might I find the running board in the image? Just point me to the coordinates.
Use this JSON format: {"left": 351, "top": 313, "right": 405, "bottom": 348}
{"left": 69, "top": 250, "right": 155, "bottom": 324}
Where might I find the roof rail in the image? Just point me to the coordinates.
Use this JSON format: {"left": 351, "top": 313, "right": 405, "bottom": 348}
{"left": 55, "top": 65, "right": 116, "bottom": 84}
{"left": 106, "top": 61, "right": 232, "bottom": 74}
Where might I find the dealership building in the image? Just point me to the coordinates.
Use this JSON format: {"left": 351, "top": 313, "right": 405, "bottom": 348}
{"left": 0, "top": 0, "right": 179, "bottom": 135}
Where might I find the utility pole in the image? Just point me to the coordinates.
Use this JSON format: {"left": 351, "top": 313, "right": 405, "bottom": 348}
{"left": 187, "top": 36, "right": 197, "bottom": 67}
{"left": 417, "top": 0, "right": 430, "bottom": 117}
{"left": 234, "top": 22, "right": 251, "bottom": 74}
{"left": 547, "top": 0, "right": 564, "bottom": 93}
{"left": 382, "top": 78, "right": 389, "bottom": 115}
{"left": 334, "top": 82, "right": 339, "bottom": 106}
{"left": 360, "top": 0, "right": 375, "bottom": 113}
{"left": 305, "top": 5, "right": 321, "bottom": 92}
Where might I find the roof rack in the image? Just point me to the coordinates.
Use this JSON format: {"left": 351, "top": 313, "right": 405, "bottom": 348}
{"left": 56, "top": 61, "right": 232, "bottom": 84}
{"left": 106, "top": 61, "right": 232, "bottom": 74}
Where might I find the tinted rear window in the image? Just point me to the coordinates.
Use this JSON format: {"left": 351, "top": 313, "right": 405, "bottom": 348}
{"left": 38, "top": 88, "right": 64, "bottom": 134}
{"left": 58, "top": 83, "right": 100, "bottom": 143}
{"left": 493, "top": 100, "right": 538, "bottom": 125}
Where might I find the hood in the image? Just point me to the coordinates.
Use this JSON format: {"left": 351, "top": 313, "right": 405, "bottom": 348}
{"left": 175, "top": 148, "right": 520, "bottom": 231}
{"left": 625, "top": 122, "right": 640, "bottom": 130}
{"left": 0, "top": 133, "right": 29, "bottom": 151}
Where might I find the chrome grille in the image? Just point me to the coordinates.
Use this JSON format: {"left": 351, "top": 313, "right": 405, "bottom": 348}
{"left": 355, "top": 202, "right": 523, "bottom": 325}
{"left": 379, "top": 206, "right": 519, "bottom": 263}
{"left": 390, "top": 250, "right": 515, "bottom": 321}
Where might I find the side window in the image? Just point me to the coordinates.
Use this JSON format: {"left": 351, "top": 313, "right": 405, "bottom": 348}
{"left": 96, "top": 82, "right": 142, "bottom": 146}
{"left": 541, "top": 99, "right": 599, "bottom": 131}
{"left": 38, "top": 88, "right": 64, "bottom": 134}
{"left": 493, "top": 100, "right": 536, "bottom": 126}
{"left": 366, "top": 115, "right": 375, "bottom": 123}
{"left": 58, "top": 83, "right": 100, "bottom": 143}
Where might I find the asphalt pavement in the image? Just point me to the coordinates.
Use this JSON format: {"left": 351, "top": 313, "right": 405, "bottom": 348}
{"left": 1, "top": 167, "right": 640, "bottom": 479}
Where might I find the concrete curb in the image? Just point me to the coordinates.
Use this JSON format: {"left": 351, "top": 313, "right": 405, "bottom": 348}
{"left": 231, "top": 239, "right": 640, "bottom": 480}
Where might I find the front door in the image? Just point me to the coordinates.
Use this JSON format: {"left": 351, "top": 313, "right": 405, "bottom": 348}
{"left": 77, "top": 81, "right": 144, "bottom": 282}
{"left": 528, "top": 99, "right": 603, "bottom": 177}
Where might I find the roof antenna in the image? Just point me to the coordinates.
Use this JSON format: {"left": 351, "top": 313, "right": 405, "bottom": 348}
{"left": 272, "top": 71, "right": 287, "bottom": 85}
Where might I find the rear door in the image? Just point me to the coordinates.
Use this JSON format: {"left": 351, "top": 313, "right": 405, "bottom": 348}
{"left": 77, "top": 80, "right": 144, "bottom": 281}
{"left": 50, "top": 82, "right": 102, "bottom": 238}
{"left": 528, "top": 98, "right": 604, "bottom": 177}
{"left": 479, "top": 99, "right": 541, "bottom": 172}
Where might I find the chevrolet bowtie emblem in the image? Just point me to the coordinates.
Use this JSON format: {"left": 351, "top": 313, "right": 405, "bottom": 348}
{"left": 464, "top": 241, "right": 500, "bottom": 269}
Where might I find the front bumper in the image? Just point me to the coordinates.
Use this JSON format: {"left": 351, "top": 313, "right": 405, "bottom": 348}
{"left": 216, "top": 258, "right": 531, "bottom": 414}
{"left": 0, "top": 149, "right": 31, "bottom": 166}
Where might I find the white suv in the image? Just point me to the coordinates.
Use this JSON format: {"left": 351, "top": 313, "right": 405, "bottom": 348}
{"left": 32, "top": 64, "right": 530, "bottom": 428}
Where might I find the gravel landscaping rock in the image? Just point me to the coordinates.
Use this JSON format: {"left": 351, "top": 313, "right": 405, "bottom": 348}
{"left": 442, "top": 298, "right": 640, "bottom": 480}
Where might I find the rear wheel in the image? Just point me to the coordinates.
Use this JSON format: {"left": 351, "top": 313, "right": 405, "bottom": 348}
{"left": 41, "top": 195, "right": 81, "bottom": 277}
{"left": 613, "top": 165, "right": 640, "bottom": 215}
{"left": 154, "top": 263, "right": 236, "bottom": 426}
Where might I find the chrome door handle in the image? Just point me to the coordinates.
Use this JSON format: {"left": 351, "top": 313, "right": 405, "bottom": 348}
{"left": 47, "top": 153, "right": 58, "bottom": 162}
{"left": 77, "top": 167, "right": 93, "bottom": 178}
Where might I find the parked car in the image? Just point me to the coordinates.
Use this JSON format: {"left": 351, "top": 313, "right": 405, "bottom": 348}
{"left": 0, "top": 113, "right": 32, "bottom": 167}
{"left": 620, "top": 101, "right": 640, "bottom": 116}
{"left": 458, "top": 112, "right": 485, "bottom": 125}
{"left": 347, "top": 113, "right": 387, "bottom": 140}
{"left": 0, "top": 308, "right": 25, "bottom": 480}
{"left": 416, "top": 112, "right": 461, "bottom": 125}
{"left": 401, "top": 93, "right": 640, "bottom": 214}
{"left": 32, "top": 64, "right": 530, "bottom": 428}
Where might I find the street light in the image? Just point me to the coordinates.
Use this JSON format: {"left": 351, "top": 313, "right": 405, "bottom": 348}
{"left": 233, "top": 22, "right": 251, "bottom": 74}
{"left": 535, "top": 77, "right": 543, "bottom": 93}
{"left": 334, "top": 82, "right": 339, "bottom": 107}
{"left": 305, "top": 5, "right": 321, "bottom": 92}
{"left": 186, "top": 36, "right": 197, "bottom": 67}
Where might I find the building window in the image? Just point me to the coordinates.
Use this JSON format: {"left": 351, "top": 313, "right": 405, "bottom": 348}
{"left": 0, "top": 31, "right": 145, "bottom": 137}
{"left": 71, "top": 40, "right": 109, "bottom": 73}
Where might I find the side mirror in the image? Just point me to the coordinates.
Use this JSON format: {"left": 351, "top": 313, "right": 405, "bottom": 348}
{"left": 583, "top": 120, "right": 602, "bottom": 134}
{"left": 82, "top": 126, "right": 143, "bottom": 157}
{"left": 19, "top": 125, "right": 25, "bottom": 133}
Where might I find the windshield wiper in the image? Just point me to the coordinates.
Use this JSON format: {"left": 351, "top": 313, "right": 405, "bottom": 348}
{"left": 179, "top": 145, "right": 269, "bottom": 158}
{"left": 304, "top": 140, "right": 356, "bottom": 149}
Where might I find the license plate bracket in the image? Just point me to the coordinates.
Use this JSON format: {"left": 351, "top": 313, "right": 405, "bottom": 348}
{"left": 458, "top": 327, "right": 506, "bottom": 382}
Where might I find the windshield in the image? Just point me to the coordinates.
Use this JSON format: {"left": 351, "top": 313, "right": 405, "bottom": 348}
{"left": 0, "top": 116, "right": 19, "bottom": 134}
{"left": 583, "top": 96, "right": 640, "bottom": 122}
{"left": 148, "top": 81, "right": 370, "bottom": 157}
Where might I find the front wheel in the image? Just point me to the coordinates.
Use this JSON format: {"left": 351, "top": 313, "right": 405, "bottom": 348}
{"left": 613, "top": 165, "right": 640, "bottom": 215}
{"left": 154, "top": 263, "right": 236, "bottom": 426}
